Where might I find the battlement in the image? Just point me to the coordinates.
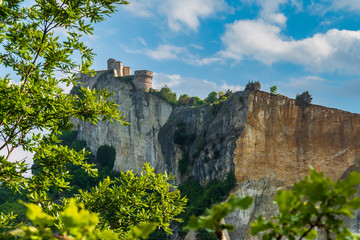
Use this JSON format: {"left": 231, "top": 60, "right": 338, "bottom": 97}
{"left": 107, "top": 58, "right": 153, "bottom": 91}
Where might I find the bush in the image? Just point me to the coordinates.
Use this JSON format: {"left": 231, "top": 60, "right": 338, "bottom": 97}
{"left": 296, "top": 91, "right": 312, "bottom": 104}
{"left": 58, "top": 131, "right": 78, "bottom": 147}
{"left": 270, "top": 85, "right": 278, "bottom": 95}
{"left": 70, "top": 140, "right": 87, "bottom": 152}
{"left": 206, "top": 91, "right": 218, "bottom": 104}
{"left": 224, "top": 89, "right": 233, "bottom": 97}
{"left": 178, "top": 94, "right": 190, "bottom": 105}
{"left": 178, "top": 171, "right": 236, "bottom": 237}
{"left": 192, "top": 97, "right": 206, "bottom": 106}
{"left": 159, "top": 85, "right": 177, "bottom": 104}
{"left": 245, "top": 81, "right": 261, "bottom": 91}
{"left": 96, "top": 145, "right": 116, "bottom": 169}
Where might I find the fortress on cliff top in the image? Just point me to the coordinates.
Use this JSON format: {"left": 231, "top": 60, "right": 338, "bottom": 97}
{"left": 107, "top": 58, "right": 153, "bottom": 91}
{"left": 78, "top": 58, "right": 154, "bottom": 91}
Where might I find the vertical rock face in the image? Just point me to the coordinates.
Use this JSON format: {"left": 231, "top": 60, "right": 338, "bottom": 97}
{"left": 73, "top": 72, "right": 360, "bottom": 239}
{"left": 235, "top": 91, "right": 360, "bottom": 184}
{"left": 73, "top": 70, "right": 173, "bottom": 173}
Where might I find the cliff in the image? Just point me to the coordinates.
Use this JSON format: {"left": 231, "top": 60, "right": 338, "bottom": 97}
{"left": 72, "top": 71, "right": 360, "bottom": 239}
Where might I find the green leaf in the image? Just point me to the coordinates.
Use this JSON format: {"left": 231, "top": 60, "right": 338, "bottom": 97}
{"left": 24, "top": 202, "right": 55, "bottom": 227}
{"left": 132, "top": 222, "right": 158, "bottom": 239}
{"left": 304, "top": 229, "right": 317, "bottom": 239}
{"left": 250, "top": 216, "right": 272, "bottom": 235}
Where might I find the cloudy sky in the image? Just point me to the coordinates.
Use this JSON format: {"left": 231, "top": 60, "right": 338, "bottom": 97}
{"left": 83, "top": 0, "right": 359, "bottom": 113}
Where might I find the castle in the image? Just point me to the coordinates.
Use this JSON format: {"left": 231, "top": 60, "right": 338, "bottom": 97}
{"left": 107, "top": 58, "right": 153, "bottom": 91}
{"left": 77, "top": 58, "right": 154, "bottom": 92}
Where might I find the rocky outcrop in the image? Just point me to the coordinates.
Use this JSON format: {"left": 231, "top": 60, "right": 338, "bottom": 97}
{"left": 73, "top": 71, "right": 360, "bottom": 239}
{"left": 235, "top": 91, "right": 360, "bottom": 185}
{"left": 72, "top": 70, "right": 173, "bottom": 174}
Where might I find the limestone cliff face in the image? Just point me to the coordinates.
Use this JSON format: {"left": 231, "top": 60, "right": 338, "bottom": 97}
{"left": 235, "top": 91, "right": 360, "bottom": 184}
{"left": 73, "top": 70, "right": 173, "bottom": 174}
{"left": 73, "top": 72, "right": 360, "bottom": 239}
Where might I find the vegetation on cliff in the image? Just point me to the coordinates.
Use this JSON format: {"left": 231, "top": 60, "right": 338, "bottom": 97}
{"left": 150, "top": 85, "right": 233, "bottom": 107}
{"left": 296, "top": 91, "right": 313, "bottom": 104}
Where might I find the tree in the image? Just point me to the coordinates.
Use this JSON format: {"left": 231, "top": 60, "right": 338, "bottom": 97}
{"left": 296, "top": 91, "right": 312, "bottom": 104}
{"left": 224, "top": 89, "right": 233, "bottom": 97}
{"left": 270, "top": 86, "right": 277, "bottom": 95}
{"left": 245, "top": 81, "right": 261, "bottom": 91}
{"left": 178, "top": 94, "right": 190, "bottom": 105}
{"left": 159, "top": 85, "right": 177, "bottom": 104}
{"left": 78, "top": 164, "right": 187, "bottom": 237}
{"left": 12, "top": 164, "right": 187, "bottom": 239}
{"left": 187, "top": 168, "right": 360, "bottom": 240}
{"left": 0, "top": 0, "right": 185, "bottom": 238}
{"left": 206, "top": 91, "right": 218, "bottom": 104}
{"left": 0, "top": 0, "right": 128, "bottom": 192}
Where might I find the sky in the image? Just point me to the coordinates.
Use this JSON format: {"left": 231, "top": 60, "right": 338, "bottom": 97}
{"left": 78, "top": 0, "right": 360, "bottom": 114}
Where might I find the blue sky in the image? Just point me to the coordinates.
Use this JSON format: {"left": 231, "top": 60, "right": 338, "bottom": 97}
{"left": 81, "top": 1, "right": 359, "bottom": 113}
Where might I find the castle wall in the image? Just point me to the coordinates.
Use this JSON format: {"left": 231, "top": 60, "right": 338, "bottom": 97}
{"left": 123, "top": 67, "right": 131, "bottom": 76}
{"left": 134, "top": 70, "right": 153, "bottom": 91}
{"left": 107, "top": 58, "right": 123, "bottom": 77}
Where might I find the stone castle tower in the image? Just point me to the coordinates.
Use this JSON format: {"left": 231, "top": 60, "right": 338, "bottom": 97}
{"left": 133, "top": 70, "right": 153, "bottom": 92}
{"left": 107, "top": 58, "right": 153, "bottom": 91}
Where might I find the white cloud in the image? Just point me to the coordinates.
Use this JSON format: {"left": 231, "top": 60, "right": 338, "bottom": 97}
{"left": 144, "top": 44, "right": 187, "bottom": 60}
{"left": 125, "top": 43, "right": 223, "bottom": 66}
{"left": 286, "top": 75, "right": 326, "bottom": 89}
{"left": 188, "top": 57, "right": 223, "bottom": 66}
{"left": 309, "top": 0, "right": 360, "bottom": 14}
{"left": 329, "top": 0, "right": 360, "bottom": 11}
{"left": 161, "top": 0, "right": 229, "bottom": 31}
{"left": 243, "top": 0, "right": 300, "bottom": 25}
{"left": 124, "top": 1, "right": 155, "bottom": 17}
{"left": 219, "top": 19, "right": 360, "bottom": 73}
{"left": 153, "top": 73, "right": 243, "bottom": 98}
{"left": 125, "top": 0, "right": 229, "bottom": 31}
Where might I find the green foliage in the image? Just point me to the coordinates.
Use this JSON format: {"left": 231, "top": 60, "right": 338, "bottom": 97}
{"left": 245, "top": 81, "right": 261, "bottom": 91}
{"left": 70, "top": 140, "right": 87, "bottom": 152}
{"left": 0, "top": 0, "right": 129, "bottom": 193}
{"left": 296, "top": 91, "right": 313, "bottom": 104}
{"left": 152, "top": 85, "right": 178, "bottom": 104}
{"left": 186, "top": 195, "right": 253, "bottom": 239}
{"left": 178, "top": 94, "right": 190, "bottom": 105}
{"left": 11, "top": 199, "right": 157, "bottom": 240}
{"left": 178, "top": 171, "right": 236, "bottom": 236}
{"left": 193, "top": 97, "right": 207, "bottom": 106}
{"left": 218, "top": 96, "right": 227, "bottom": 102}
{"left": 251, "top": 168, "right": 360, "bottom": 240}
{"left": 58, "top": 131, "right": 78, "bottom": 147}
{"left": 206, "top": 91, "right": 218, "bottom": 104}
{"left": 270, "top": 86, "right": 278, "bottom": 95}
{"left": 224, "top": 89, "right": 233, "bottom": 97}
{"left": 77, "top": 163, "right": 187, "bottom": 236}
{"left": 96, "top": 144, "right": 116, "bottom": 169}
